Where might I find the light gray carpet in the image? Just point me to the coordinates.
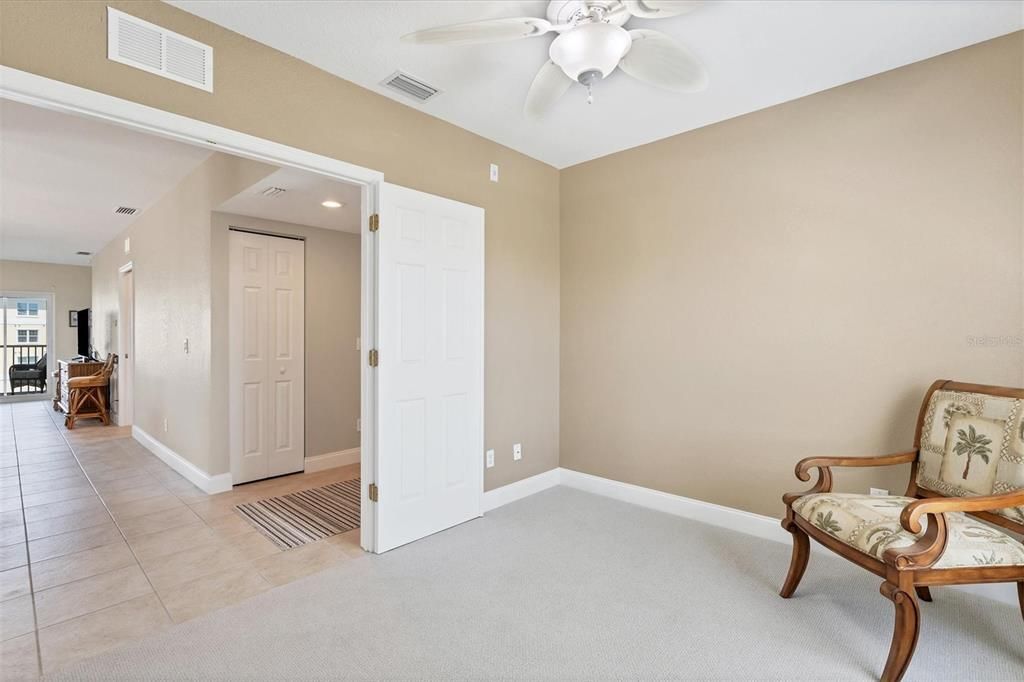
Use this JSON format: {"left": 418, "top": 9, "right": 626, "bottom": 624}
{"left": 53, "top": 487, "right": 1023, "bottom": 681}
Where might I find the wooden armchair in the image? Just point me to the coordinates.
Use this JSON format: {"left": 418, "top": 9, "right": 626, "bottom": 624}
{"left": 780, "top": 380, "right": 1024, "bottom": 682}
{"left": 65, "top": 354, "right": 115, "bottom": 429}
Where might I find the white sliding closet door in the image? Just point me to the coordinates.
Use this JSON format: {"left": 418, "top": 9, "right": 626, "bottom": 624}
{"left": 229, "top": 230, "right": 305, "bottom": 484}
{"left": 374, "top": 183, "right": 484, "bottom": 552}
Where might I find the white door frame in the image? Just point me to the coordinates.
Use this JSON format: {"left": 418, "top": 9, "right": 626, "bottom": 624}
{"left": 0, "top": 66, "right": 385, "bottom": 551}
{"left": 116, "top": 262, "right": 134, "bottom": 426}
{"left": 0, "top": 290, "right": 56, "bottom": 403}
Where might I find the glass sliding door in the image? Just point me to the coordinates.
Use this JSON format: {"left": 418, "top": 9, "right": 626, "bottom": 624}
{"left": 2, "top": 295, "right": 50, "bottom": 397}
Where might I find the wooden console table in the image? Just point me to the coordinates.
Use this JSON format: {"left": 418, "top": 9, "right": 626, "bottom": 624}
{"left": 54, "top": 359, "right": 105, "bottom": 414}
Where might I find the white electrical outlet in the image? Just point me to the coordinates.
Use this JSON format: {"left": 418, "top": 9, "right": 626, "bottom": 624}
{"left": 513, "top": 443, "right": 522, "bottom": 461}
{"left": 356, "top": 418, "right": 361, "bottom": 433}
{"left": 489, "top": 163, "right": 499, "bottom": 182}
{"left": 485, "top": 449, "right": 495, "bottom": 468}
{"left": 356, "top": 337, "right": 361, "bottom": 351}
{"left": 124, "top": 237, "right": 131, "bottom": 255}
{"left": 869, "top": 487, "right": 889, "bottom": 496}
{"left": 163, "top": 418, "right": 168, "bottom": 433}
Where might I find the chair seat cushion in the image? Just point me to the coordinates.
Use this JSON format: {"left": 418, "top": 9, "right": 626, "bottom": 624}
{"left": 792, "top": 492, "right": 1024, "bottom": 569}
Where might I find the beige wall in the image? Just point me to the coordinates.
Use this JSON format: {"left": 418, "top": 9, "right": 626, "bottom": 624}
{"left": 0, "top": 0, "right": 560, "bottom": 488}
{"left": 560, "top": 34, "right": 1024, "bottom": 517}
{"left": 92, "top": 153, "right": 274, "bottom": 474}
{"left": 210, "top": 212, "right": 361, "bottom": 465}
{"left": 0, "top": 260, "right": 91, "bottom": 361}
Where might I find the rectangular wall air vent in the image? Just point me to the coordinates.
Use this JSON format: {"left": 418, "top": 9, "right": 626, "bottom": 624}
{"left": 108, "top": 7, "right": 213, "bottom": 92}
{"left": 115, "top": 206, "right": 139, "bottom": 216}
{"left": 259, "top": 187, "right": 287, "bottom": 197}
{"left": 381, "top": 71, "right": 440, "bottom": 102}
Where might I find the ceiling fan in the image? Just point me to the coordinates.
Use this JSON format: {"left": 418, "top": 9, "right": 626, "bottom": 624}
{"left": 402, "top": 0, "right": 708, "bottom": 118}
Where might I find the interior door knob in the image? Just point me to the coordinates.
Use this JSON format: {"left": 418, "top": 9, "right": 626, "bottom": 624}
{"left": 279, "top": 366, "right": 286, "bottom": 375}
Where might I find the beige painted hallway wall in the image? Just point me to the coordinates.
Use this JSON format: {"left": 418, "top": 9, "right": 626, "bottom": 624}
{"left": 0, "top": 260, "right": 91, "bottom": 361}
{"left": 560, "top": 33, "right": 1024, "bottom": 517}
{"left": 1, "top": 0, "right": 560, "bottom": 490}
{"left": 91, "top": 153, "right": 275, "bottom": 475}
{"left": 210, "top": 212, "right": 362, "bottom": 465}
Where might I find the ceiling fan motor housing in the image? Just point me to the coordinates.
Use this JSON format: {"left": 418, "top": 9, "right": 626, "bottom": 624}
{"left": 549, "top": 22, "right": 632, "bottom": 82}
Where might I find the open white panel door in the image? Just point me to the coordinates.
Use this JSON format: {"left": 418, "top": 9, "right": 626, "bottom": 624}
{"left": 375, "top": 183, "right": 484, "bottom": 553}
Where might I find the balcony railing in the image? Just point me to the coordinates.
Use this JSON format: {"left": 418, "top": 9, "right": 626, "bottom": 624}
{"left": 4, "top": 344, "right": 48, "bottom": 395}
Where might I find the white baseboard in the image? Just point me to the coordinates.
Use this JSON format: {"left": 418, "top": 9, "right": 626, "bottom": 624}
{"left": 483, "top": 467, "right": 1018, "bottom": 607}
{"left": 132, "top": 426, "right": 232, "bottom": 494}
{"left": 482, "top": 468, "right": 561, "bottom": 512}
{"left": 305, "top": 447, "right": 360, "bottom": 473}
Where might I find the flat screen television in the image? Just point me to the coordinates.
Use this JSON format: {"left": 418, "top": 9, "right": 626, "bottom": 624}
{"left": 77, "top": 308, "right": 91, "bottom": 358}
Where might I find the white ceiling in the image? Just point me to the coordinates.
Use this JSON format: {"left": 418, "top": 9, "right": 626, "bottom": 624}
{"left": 217, "top": 167, "right": 362, "bottom": 234}
{"left": 0, "top": 100, "right": 212, "bottom": 265}
{"left": 169, "top": 0, "right": 1023, "bottom": 168}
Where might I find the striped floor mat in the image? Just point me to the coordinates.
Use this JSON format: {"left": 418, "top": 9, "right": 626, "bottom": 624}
{"left": 235, "top": 478, "right": 360, "bottom": 550}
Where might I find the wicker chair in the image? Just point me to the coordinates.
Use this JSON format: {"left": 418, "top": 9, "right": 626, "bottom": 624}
{"left": 64, "top": 354, "right": 115, "bottom": 429}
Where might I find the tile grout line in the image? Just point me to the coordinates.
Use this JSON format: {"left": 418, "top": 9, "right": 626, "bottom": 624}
{"left": 8, "top": 402, "right": 46, "bottom": 679}
{"left": 38, "top": 405, "right": 181, "bottom": 644}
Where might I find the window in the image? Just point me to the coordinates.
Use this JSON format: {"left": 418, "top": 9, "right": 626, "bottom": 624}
{"left": 16, "top": 302, "right": 39, "bottom": 316}
{"left": 16, "top": 330, "right": 39, "bottom": 343}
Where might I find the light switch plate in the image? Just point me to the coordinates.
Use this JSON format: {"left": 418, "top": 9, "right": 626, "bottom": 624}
{"left": 485, "top": 449, "right": 495, "bottom": 468}
{"left": 513, "top": 443, "right": 522, "bottom": 461}
{"left": 489, "top": 163, "right": 499, "bottom": 182}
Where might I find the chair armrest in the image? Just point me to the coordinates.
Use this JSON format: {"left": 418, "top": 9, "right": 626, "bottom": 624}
{"left": 783, "top": 451, "right": 916, "bottom": 505}
{"left": 901, "top": 490, "right": 1024, "bottom": 534}
{"left": 881, "top": 490, "right": 1024, "bottom": 570}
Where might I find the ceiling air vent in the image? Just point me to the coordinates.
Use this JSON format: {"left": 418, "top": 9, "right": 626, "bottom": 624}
{"left": 381, "top": 71, "right": 440, "bottom": 103}
{"left": 115, "top": 206, "right": 139, "bottom": 216}
{"left": 259, "top": 187, "right": 287, "bottom": 198}
{"left": 108, "top": 8, "right": 213, "bottom": 92}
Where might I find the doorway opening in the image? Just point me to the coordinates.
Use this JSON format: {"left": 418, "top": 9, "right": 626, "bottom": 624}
{"left": 0, "top": 293, "right": 54, "bottom": 401}
{"left": 2, "top": 65, "right": 486, "bottom": 557}
{"left": 115, "top": 263, "right": 134, "bottom": 425}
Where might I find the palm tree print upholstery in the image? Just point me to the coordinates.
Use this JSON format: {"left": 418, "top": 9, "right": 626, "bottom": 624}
{"left": 792, "top": 492, "right": 1024, "bottom": 569}
{"left": 915, "top": 390, "right": 1024, "bottom": 524}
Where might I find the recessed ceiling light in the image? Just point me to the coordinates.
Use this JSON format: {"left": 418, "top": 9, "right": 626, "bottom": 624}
{"left": 321, "top": 200, "right": 343, "bottom": 209}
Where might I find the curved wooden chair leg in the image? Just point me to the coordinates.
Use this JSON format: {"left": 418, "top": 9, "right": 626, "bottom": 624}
{"left": 880, "top": 582, "right": 921, "bottom": 682}
{"left": 914, "top": 586, "right": 932, "bottom": 602}
{"left": 779, "top": 520, "right": 810, "bottom": 598}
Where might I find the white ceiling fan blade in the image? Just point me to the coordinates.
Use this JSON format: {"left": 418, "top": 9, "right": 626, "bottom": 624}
{"left": 402, "top": 17, "right": 552, "bottom": 46}
{"left": 524, "top": 60, "right": 573, "bottom": 119}
{"left": 618, "top": 29, "right": 708, "bottom": 93}
{"left": 623, "top": 1, "right": 702, "bottom": 19}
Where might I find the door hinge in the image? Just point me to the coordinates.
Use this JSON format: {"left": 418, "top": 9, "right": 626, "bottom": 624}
{"left": 369, "top": 213, "right": 380, "bottom": 232}
{"left": 368, "top": 483, "right": 379, "bottom": 502}
{"left": 368, "top": 349, "right": 379, "bottom": 367}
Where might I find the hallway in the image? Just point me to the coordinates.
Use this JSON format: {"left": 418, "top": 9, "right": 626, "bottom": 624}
{"left": 0, "top": 401, "right": 363, "bottom": 677}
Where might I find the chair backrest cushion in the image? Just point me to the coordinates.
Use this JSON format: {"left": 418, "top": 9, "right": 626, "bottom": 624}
{"left": 916, "top": 386, "right": 1024, "bottom": 526}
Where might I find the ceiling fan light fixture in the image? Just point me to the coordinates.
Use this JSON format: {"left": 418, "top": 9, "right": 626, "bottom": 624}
{"left": 549, "top": 22, "right": 631, "bottom": 82}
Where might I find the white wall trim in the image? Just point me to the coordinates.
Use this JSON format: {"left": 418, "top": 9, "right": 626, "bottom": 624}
{"left": 0, "top": 66, "right": 382, "bottom": 187}
{"left": 305, "top": 447, "right": 361, "bottom": 473}
{"left": 560, "top": 467, "right": 789, "bottom": 545}
{"left": 482, "top": 468, "right": 562, "bottom": 512}
{"left": 132, "top": 426, "right": 232, "bottom": 494}
{"left": 482, "top": 468, "right": 1018, "bottom": 607}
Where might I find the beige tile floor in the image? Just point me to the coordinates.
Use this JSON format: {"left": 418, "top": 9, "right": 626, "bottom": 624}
{"left": 0, "top": 400, "right": 364, "bottom": 678}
